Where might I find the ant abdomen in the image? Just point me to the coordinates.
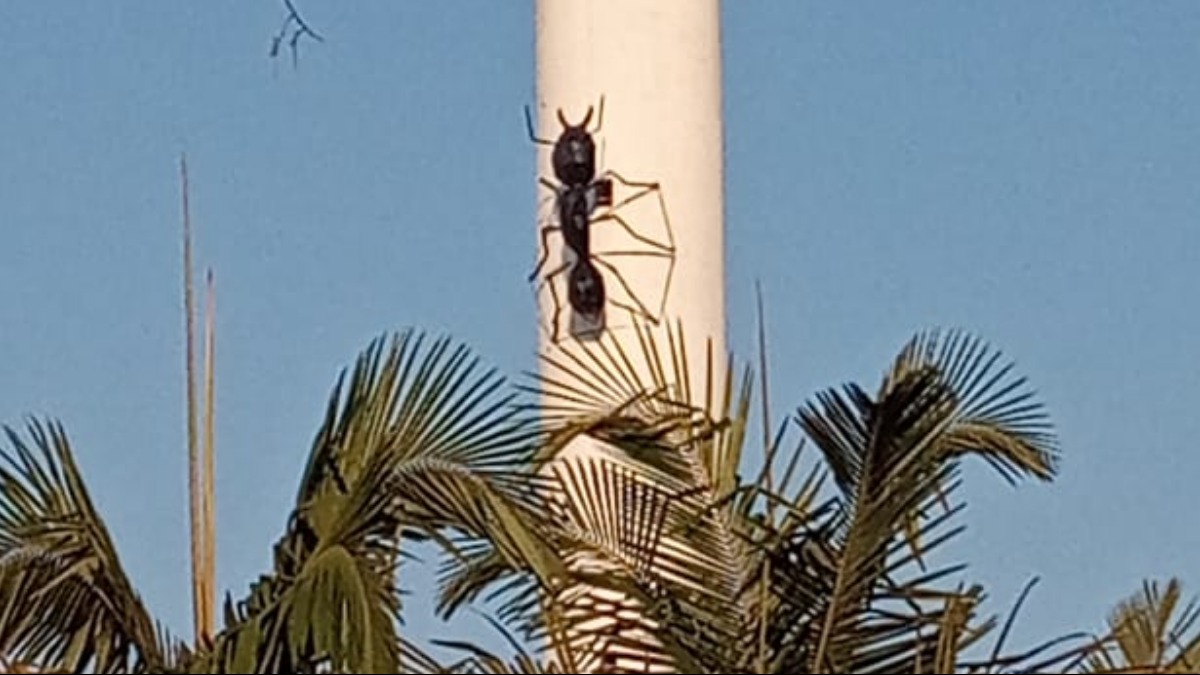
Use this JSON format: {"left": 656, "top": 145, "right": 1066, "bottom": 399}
{"left": 568, "top": 263, "right": 606, "bottom": 317}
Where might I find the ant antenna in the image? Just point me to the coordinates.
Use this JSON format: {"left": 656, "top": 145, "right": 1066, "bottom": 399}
{"left": 554, "top": 97, "right": 604, "bottom": 132}
{"left": 525, "top": 105, "right": 555, "bottom": 147}
{"left": 592, "top": 95, "right": 606, "bottom": 135}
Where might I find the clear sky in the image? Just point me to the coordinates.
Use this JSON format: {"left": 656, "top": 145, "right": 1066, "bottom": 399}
{"left": 2, "top": 0, "right": 1198, "bottom": 660}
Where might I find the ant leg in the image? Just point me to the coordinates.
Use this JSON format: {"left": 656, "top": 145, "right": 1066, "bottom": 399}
{"left": 597, "top": 170, "right": 676, "bottom": 251}
{"left": 529, "top": 179, "right": 563, "bottom": 280}
{"left": 609, "top": 298, "right": 660, "bottom": 328}
{"left": 535, "top": 177, "right": 562, "bottom": 214}
{"left": 591, "top": 211, "right": 675, "bottom": 254}
{"left": 525, "top": 105, "right": 556, "bottom": 146}
{"left": 535, "top": 192, "right": 556, "bottom": 223}
{"left": 547, "top": 269, "right": 565, "bottom": 343}
{"left": 591, "top": 257, "right": 659, "bottom": 325}
{"left": 533, "top": 260, "right": 571, "bottom": 343}
{"left": 600, "top": 170, "right": 660, "bottom": 208}
{"left": 534, "top": 260, "right": 571, "bottom": 299}
{"left": 538, "top": 177, "right": 561, "bottom": 199}
{"left": 592, "top": 248, "right": 676, "bottom": 328}
{"left": 529, "top": 225, "right": 562, "bottom": 282}
{"left": 594, "top": 170, "right": 677, "bottom": 321}
{"left": 590, "top": 249, "right": 672, "bottom": 261}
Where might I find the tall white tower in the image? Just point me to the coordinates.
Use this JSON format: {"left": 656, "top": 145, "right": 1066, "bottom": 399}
{"left": 529, "top": 1, "right": 727, "bottom": 671}
{"left": 530, "top": 0, "right": 726, "bottom": 397}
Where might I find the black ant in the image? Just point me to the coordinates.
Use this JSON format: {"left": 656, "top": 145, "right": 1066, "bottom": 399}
{"left": 525, "top": 97, "right": 676, "bottom": 343}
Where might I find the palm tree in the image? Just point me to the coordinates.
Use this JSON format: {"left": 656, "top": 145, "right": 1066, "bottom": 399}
{"left": 421, "top": 323, "right": 1079, "bottom": 674}
{"left": 393, "top": 321, "right": 1198, "bottom": 675}
{"left": 0, "top": 323, "right": 1193, "bottom": 673}
{"left": 0, "top": 330, "right": 568, "bottom": 673}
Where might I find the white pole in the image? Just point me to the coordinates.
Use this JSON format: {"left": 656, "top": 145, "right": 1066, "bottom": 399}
{"left": 531, "top": 0, "right": 726, "bottom": 398}
{"left": 530, "top": 1, "right": 726, "bottom": 671}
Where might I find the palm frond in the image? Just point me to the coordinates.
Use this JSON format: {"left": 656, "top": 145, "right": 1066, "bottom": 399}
{"left": 788, "top": 329, "right": 1060, "bottom": 673}
{"left": 427, "top": 610, "right": 567, "bottom": 674}
{"left": 751, "top": 468, "right": 983, "bottom": 674}
{"left": 529, "top": 322, "right": 740, "bottom": 480}
{"left": 800, "top": 368, "right": 963, "bottom": 672}
{"left": 1080, "top": 578, "right": 1200, "bottom": 674}
{"left": 194, "top": 329, "right": 583, "bottom": 673}
{"left": 0, "top": 418, "right": 177, "bottom": 673}
{"left": 398, "top": 636, "right": 458, "bottom": 674}
{"left": 513, "top": 324, "right": 756, "bottom": 673}
{"left": 889, "top": 328, "right": 1059, "bottom": 483}
{"left": 434, "top": 539, "right": 537, "bottom": 624}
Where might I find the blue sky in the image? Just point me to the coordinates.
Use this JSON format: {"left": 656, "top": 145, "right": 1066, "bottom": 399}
{"left": 2, "top": 0, "right": 1198, "bottom": 659}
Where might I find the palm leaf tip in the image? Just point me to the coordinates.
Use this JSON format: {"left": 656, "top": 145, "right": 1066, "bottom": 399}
{"left": 892, "top": 327, "right": 1062, "bottom": 484}
{"left": 1082, "top": 577, "right": 1200, "bottom": 674}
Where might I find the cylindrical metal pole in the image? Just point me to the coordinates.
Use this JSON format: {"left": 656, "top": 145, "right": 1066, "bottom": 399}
{"left": 532, "top": 0, "right": 726, "bottom": 383}
{"left": 530, "top": 2, "right": 726, "bottom": 671}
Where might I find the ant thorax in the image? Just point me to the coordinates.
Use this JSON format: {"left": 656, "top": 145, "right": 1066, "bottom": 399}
{"left": 556, "top": 182, "right": 606, "bottom": 228}
{"left": 558, "top": 185, "right": 594, "bottom": 255}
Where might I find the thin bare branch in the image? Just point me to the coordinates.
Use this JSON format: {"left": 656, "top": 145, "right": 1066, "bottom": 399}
{"left": 271, "top": 0, "right": 325, "bottom": 68}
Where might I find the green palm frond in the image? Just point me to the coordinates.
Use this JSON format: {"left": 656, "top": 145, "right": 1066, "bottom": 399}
{"left": 519, "top": 325, "right": 1064, "bottom": 673}
{"left": 428, "top": 611, "right": 569, "bottom": 674}
{"left": 435, "top": 537, "right": 533, "bottom": 620}
{"left": 494, "top": 323, "right": 756, "bottom": 673}
{"left": 953, "top": 578, "right": 1097, "bottom": 674}
{"left": 398, "top": 636, "right": 458, "bottom": 674}
{"left": 890, "top": 328, "right": 1059, "bottom": 483}
{"left": 436, "top": 329, "right": 677, "bottom": 668}
{"left": 195, "top": 330, "right": 567, "bottom": 672}
{"left": 0, "top": 418, "right": 178, "bottom": 673}
{"left": 754, "top": 468, "right": 987, "bottom": 674}
{"left": 529, "top": 322, "right": 741, "bottom": 481}
{"left": 784, "top": 328, "right": 1060, "bottom": 673}
{"left": 482, "top": 448, "right": 744, "bottom": 671}
{"left": 299, "top": 329, "right": 542, "bottom": 498}
{"left": 801, "top": 371, "right": 967, "bottom": 672}
{"left": 549, "top": 455, "right": 741, "bottom": 611}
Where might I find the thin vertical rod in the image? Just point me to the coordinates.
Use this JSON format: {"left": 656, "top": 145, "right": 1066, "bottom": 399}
{"left": 180, "top": 155, "right": 206, "bottom": 644}
{"left": 200, "top": 268, "right": 217, "bottom": 642}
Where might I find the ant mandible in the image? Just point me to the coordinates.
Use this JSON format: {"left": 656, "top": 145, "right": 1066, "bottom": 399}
{"left": 525, "top": 97, "right": 676, "bottom": 343}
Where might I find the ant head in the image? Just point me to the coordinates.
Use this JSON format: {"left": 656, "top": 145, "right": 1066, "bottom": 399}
{"left": 552, "top": 104, "right": 600, "bottom": 185}
{"left": 568, "top": 261, "right": 605, "bottom": 317}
